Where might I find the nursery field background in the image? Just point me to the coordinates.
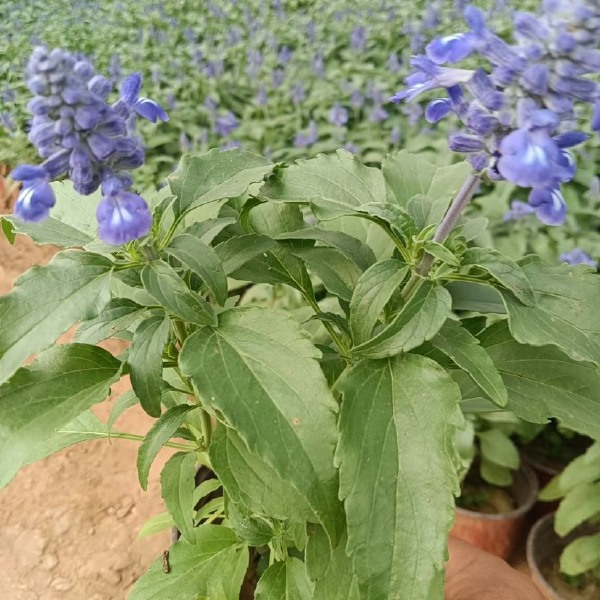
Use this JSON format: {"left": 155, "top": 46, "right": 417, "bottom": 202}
{"left": 0, "top": 0, "right": 597, "bottom": 597}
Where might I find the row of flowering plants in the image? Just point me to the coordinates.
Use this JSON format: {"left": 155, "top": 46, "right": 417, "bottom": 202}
{"left": 1, "top": 1, "right": 600, "bottom": 599}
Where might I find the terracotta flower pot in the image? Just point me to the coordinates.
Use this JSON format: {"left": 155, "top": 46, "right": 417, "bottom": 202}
{"left": 451, "top": 463, "right": 538, "bottom": 561}
{"left": 527, "top": 512, "right": 600, "bottom": 600}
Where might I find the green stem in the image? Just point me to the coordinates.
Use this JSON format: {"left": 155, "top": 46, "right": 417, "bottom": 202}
{"left": 304, "top": 294, "right": 351, "bottom": 361}
{"left": 402, "top": 172, "right": 482, "bottom": 300}
{"left": 199, "top": 409, "right": 213, "bottom": 447}
{"left": 57, "top": 429, "right": 196, "bottom": 451}
{"left": 172, "top": 319, "right": 188, "bottom": 346}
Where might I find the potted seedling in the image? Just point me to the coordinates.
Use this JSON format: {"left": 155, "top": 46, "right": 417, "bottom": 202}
{"left": 528, "top": 442, "right": 600, "bottom": 600}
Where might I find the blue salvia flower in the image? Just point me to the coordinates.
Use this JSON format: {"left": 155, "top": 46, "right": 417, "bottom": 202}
{"left": 214, "top": 111, "right": 239, "bottom": 137}
{"left": 387, "top": 52, "right": 402, "bottom": 74}
{"left": 11, "top": 47, "right": 168, "bottom": 244}
{"left": 329, "top": 102, "right": 349, "bottom": 127}
{"left": 256, "top": 86, "right": 268, "bottom": 106}
{"left": 277, "top": 46, "right": 293, "bottom": 66}
{"left": 272, "top": 68, "right": 285, "bottom": 89}
{"left": 246, "top": 48, "right": 263, "bottom": 80}
{"left": 370, "top": 105, "right": 389, "bottom": 123}
{"left": 312, "top": 50, "right": 325, "bottom": 79}
{"left": 291, "top": 83, "right": 306, "bottom": 106}
{"left": 2, "top": 87, "right": 16, "bottom": 103}
{"left": 0, "top": 112, "right": 17, "bottom": 133}
{"left": 560, "top": 248, "right": 597, "bottom": 267}
{"left": 350, "top": 90, "right": 365, "bottom": 109}
{"left": 294, "top": 120, "right": 318, "bottom": 148}
{"left": 391, "top": 1, "right": 600, "bottom": 226}
{"left": 350, "top": 26, "right": 367, "bottom": 51}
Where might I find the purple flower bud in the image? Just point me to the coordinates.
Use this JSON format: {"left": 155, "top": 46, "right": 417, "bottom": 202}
{"left": 88, "top": 75, "right": 112, "bottom": 99}
{"left": 426, "top": 33, "right": 476, "bottom": 64}
{"left": 350, "top": 90, "right": 364, "bottom": 109}
{"left": 96, "top": 191, "right": 152, "bottom": 245}
{"left": 521, "top": 64, "right": 549, "bottom": 95}
{"left": 448, "top": 133, "right": 487, "bottom": 152}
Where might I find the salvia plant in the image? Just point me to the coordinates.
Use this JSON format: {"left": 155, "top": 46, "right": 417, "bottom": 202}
{"left": 0, "top": 1, "right": 599, "bottom": 598}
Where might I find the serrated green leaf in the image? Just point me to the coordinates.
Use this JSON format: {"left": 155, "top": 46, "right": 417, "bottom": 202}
{"left": 137, "top": 512, "right": 174, "bottom": 539}
{"left": 161, "top": 452, "right": 196, "bottom": 543}
{"left": 349, "top": 260, "right": 408, "bottom": 345}
{"left": 472, "top": 322, "right": 600, "bottom": 439}
{"left": 499, "top": 258, "right": 600, "bottom": 366}
{"left": 423, "top": 240, "right": 461, "bottom": 267}
{"left": 255, "top": 559, "right": 314, "bottom": 600}
{"left": 129, "top": 525, "right": 247, "bottom": 600}
{"left": 276, "top": 229, "right": 376, "bottom": 271}
{"left": 169, "top": 150, "right": 274, "bottom": 215}
{"left": 260, "top": 149, "right": 385, "bottom": 220}
{"left": 210, "top": 426, "right": 315, "bottom": 523}
{"left": 478, "top": 429, "right": 519, "bottom": 470}
{"left": 556, "top": 483, "right": 600, "bottom": 537}
{"left": 75, "top": 298, "right": 147, "bottom": 344}
{"left": 407, "top": 194, "right": 450, "bottom": 230}
{"left": 336, "top": 354, "right": 463, "bottom": 600}
{"left": 129, "top": 315, "right": 170, "bottom": 417}
{"left": 462, "top": 248, "right": 534, "bottom": 305}
{"left": 247, "top": 202, "right": 305, "bottom": 236}
{"left": 0, "top": 250, "right": 113, "bottom": 384}
{"left": 180, "top": 307, "right": 343, "bottom": 544}
{"left": 182, "top": 217, "right": 237, "bottom": 244}
{"left": 560, "top": 534, "right": 600, "bottom": 576}
{"left": 352, "top": 281, "right": 452, "bottom": 359}
{"left": 107, "top": 389, "right": 140, "bottom": 434}
{"left": 234, "top": 515, "right": 274, "bottom": 546}
{"left": 137, "top": 404, "right": 196, "bottom": 490}
{"left": 431, "top": 320, "right": 507, "bottom": 407}
{"left": 215, "top": 234, "right": 277, "bottom": 275}
{"left": 141, "top": 260, "right": 217, "bottom": 326}
{"left": 0, "top": 344, "right": 122, "bottom": 487}
{"left": 294, "top": 246, "right": 363, "bottom": 301}
{"left": 166, "top": 234, "right": 228, "bottom": 305}
{"left": 383, "top": 151, "right": 470, "bottom": 208}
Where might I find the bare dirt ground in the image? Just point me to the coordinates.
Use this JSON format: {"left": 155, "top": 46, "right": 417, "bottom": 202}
{"left": 0, "top": 233, "right": 172, "bottom": 600}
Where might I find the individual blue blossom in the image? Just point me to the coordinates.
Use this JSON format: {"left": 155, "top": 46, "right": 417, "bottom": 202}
{"left": 214, "top": 111, "right": 239, "bottom": 137}
{"left": 108, "top": 54, "right": 122, "bottom": 84}
{"left": 502, "top": 199, "right": 535, "bottom": 221}
{"left": 11, "top": 47, "right": 169, "bottom": 244}
{"left": 390, "top": 2, "right": 600, "bottom": 226}
{"left": 329, "top": 102, "right": 349, "bottom": 127}
{"left": 294, "top": 120, "right": 318, "bottom": 148}
{"left": 0, "top": 112, "right": 17, "bottom": 133}
{"left": 256, "top": 85, "right": 268, "bottom": 106}
{"left": 277, "top": 46, "right": 292, "bottom": 65}
{"left": 387, "top": 52, "right": 402, "bottom": 74}
{"left": 312, "top": 50, "right": 325, "bottom": 78}
{"left": 246, "top": 48, "right": 263, "bottom": 80}
{"left": 204, "top": 59, "right": 224, "bottom": 79}
{"left": 291, "top": 83, "right": 306, "bottom": 106}
{"left": 350, "top": 26, "right": 367, "bottom": 51}
{"left": 272, "top": 68, "right": 285, "bottom": 89}
{"left": 560, "top": 248, "right": 597, "bottom": 267}
{"left": 350, "top": 90, "right": 365, "bottom": 109}
{"left": 179, "top": 132, "right": 192, "bottom": 151}
{"left": 369, "top": 105, "right": 389, "bottom": 123}
{"left": 1, "top": 87, "right": 16, "bottom": 103}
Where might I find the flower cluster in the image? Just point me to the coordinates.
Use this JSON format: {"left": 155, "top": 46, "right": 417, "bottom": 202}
{"left": 12, "top": 47, "right": 168, "bottom": 244}
{"left": 560, "top": 248, "right": 597, "bottom": 267}
{"left": 390, "top": 0, "right": 600, "bottom": 226}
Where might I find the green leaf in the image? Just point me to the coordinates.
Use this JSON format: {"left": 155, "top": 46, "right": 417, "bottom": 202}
{"left": 247, "top": 202, "right": 306, "bottom": 236}
{"left": 255, "top": 559, "right": 314, "bottom": 600}
{"left": 129, "top": 525, "right": 247, "bottom": 600}
{"left": 169, "top": 149, "right": 273, "bottom": 215}
{"left": 3, "top": 181, "right": 99, "bottom": 248}
{"left": 407, "top": 194, "right": 450, "bottom": 230}
{"left": 129, "top": 315, "right": 170, "bottom": 417}
{"left": 161, "top": 452, "right": 196, "bottom": 543}
{"left": 107, "top": 389, "right": 140, "bottom": 433}
{"left": 0, "top": 344, "right": 122, "bottom": 487}
{"left": 555, "top": 482, "right": 600, "bottom": 537}
{"left": 478, "top": 430, "right": 519, "bottom": 469}
{"left": 447, "top": 282, "right": 506, "bottom": 313}
{"left": 423, "top": 241, "right": 461, "bottom": 267}
{"left": 351, "top": 281, "right": 452, "bottom": 359}
{"left": 260, "top": 149, "right": 385, "bottom": 220}
{"left": 336, "top": 354, "right": 463, "bottom": 600}
{"left": 499, "top": 258, "right": 600, "bottom": 366}
{"left": 1, "top": 217, "right": 15, "bottom": 244}
{"left": 138, "top": 512, "right": 174, "bottom": 539}
{"left": 312, "top": 530, "right": 360, "bottom": 600}
{"left": 75, "top": 298, "right": 147, "bottom": 344}
{"left": 275, "top": 229, "right": 376, "bottom": 271}
{"left": 214, "top": 233, "right": 277, "bottom": 275}
{"left": 431, "top": 320, "right": 507, "bottom": 407}
{"left": 349, "top": 260, "right": 408, "bottom": 345}
{"left": 383, "top": 151, "right": 470, "bottom": 208}
{"left": 182, "top": 217, "right": 237, "bottom": 244}
{"left": 540, "top": 443, "right": 600, "bottom": 501}
{"left": 474, "top": 322, "right": 600, "bottom": 439}
{"left": 180, "top": 307, "right": 343, "bottom": 544}
{"left": 233, "top": 514, "right": 274, "bottom": 547}
{"left": 137, "top": 404, "right": 196, "bottom": 490}
{"left": 462, "top": 248, "right": 534, "bottom": 305}
{"left": 294, "top": 247, "right": 363, "bottom": 301}
{"left": 210, "top": 426, "right": 315, "bottom": 523}
{"left": 141, "top": 260, "right": 217, "bottom": 326}
{"left": 0, "top": 250, "right": 113, "bottom": 384}
{"left": 480, "top": 458, "right": 512, "bottom": 486}
{"left": 561, "top": 534, "right": 600, "bottom": 576}
{"left": 166, "top": 234, "right": 228, "bottom": 305}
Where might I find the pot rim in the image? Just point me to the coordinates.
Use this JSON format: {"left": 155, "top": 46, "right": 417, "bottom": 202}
{"left": 526, "top": 512, "right": 562, "bottom": 600}
{"left": 455, "top": 462, "right": 539, "bottom": 521}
